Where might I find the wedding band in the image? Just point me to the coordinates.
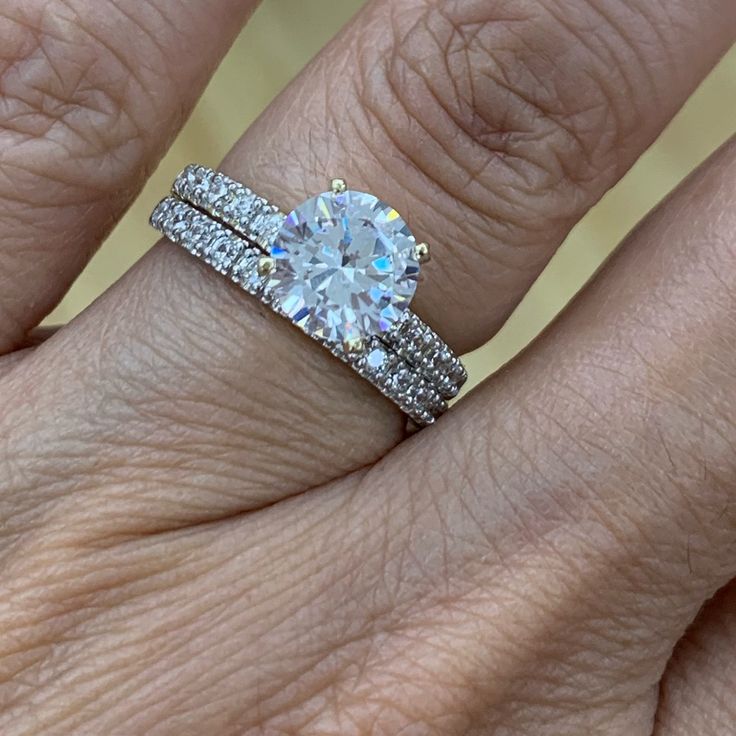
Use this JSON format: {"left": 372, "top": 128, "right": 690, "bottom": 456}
{"left": 150, "top": 165, "right": 467, "bottom": 425}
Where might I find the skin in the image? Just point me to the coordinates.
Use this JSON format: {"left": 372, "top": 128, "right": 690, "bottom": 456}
{"left": 0, "top": 0, "right": 735, "bottom": 733}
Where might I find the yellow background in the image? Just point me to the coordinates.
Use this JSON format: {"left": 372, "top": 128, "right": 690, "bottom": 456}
{"left": 48, "top": 1, "right": 736, "bottom": 389}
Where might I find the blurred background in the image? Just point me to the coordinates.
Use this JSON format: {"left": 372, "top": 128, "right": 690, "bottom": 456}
{"left": 47, "top": 0, "right": 736, "bottom": 390}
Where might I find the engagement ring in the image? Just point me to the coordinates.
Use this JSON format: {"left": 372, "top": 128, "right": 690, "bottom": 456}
{"left": 150, "top": 165, "right": 467, "bottom": 425}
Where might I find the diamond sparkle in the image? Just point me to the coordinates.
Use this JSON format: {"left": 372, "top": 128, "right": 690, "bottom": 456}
{"left": 266, "top": 190, "right": 420, "bottom": 346}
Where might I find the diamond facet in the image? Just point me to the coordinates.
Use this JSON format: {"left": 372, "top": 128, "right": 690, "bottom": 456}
{"left": 266, "top": 190, "right": 420, "bottom": 346}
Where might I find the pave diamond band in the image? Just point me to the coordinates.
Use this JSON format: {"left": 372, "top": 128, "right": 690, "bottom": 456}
{"left": 150, "top": 165, "right": 467, "bottom": 426}
{"left": 173, "top": 164, "right": 285, "bottom": 252}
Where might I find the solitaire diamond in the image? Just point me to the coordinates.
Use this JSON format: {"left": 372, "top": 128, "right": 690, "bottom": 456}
{"left": 266, "top": 190, "right": 420, "bottom": 347}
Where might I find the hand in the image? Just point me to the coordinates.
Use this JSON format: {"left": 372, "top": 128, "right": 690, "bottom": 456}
{"left": 1, "top": 1, "right": 735, "bottom": 734}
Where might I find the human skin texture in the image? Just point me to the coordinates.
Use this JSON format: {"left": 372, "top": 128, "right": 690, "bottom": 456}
{"left": 0, "top": 0, "right": 736, "bottom": 734}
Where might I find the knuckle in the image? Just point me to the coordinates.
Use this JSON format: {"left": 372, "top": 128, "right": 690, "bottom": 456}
{"left": 353, "top": 1, "right": 659, "bottom": 234}
{"left": 0, "top": 2, "right": 182, "bottom": 197}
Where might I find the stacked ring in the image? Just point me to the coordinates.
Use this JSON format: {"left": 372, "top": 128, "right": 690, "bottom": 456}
{"left": 150, "top": 165, "right": 467, "bottom": 426}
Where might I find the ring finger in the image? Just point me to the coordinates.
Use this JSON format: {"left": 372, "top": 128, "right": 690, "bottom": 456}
{"left": 4, "top": 0, "right": 734, "bottom": 530}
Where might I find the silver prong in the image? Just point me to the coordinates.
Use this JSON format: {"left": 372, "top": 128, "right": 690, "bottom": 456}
{"left": 344, "top": 336, "right": 365, "bottom": 355}
{"left": 330, "top": 178, "right": 347, "bottom": 195}
{"left": 257, "top": 256, "right": 275, "bottom": 277}
{"left": 414, "top": 242, "right": 431, "bottom": 264}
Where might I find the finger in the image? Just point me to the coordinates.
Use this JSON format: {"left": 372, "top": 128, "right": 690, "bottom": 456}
{"left": 0, "top": 0, "right": 260, "bottom": 354}
{"left": 6, "top": 0, "right": 736, "bottom": 526}
{"left": 224, "top": 0, "right": 736, "bottom": 354}
{"left": 655, "top": 583, "right": 736, "bottom": 735}
{"left": 4, "top": 142, "right": 736, "bottom": 732}
{"left": 334, "top": 136, "right": 736, "bottom": 732}
{"left": 213, "top": 135, "right": 736, "bottom": 732}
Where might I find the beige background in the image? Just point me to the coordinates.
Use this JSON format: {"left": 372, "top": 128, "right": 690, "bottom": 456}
{"left": 48, "top": 1, "right": 736, "bottom": 390}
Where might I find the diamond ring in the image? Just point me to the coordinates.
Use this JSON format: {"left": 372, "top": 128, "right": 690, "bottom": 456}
{"left": 150, "top": 165, "right": 467, "bottom": 426}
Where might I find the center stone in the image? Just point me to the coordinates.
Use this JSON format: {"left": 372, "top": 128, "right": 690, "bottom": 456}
{"left": 267, "top": 190, "right": 420, "bottom": 346}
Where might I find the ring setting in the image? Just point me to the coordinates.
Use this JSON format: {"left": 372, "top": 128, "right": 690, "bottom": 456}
{"left": 150, "top": 165, "right": 467, "bottom": 426}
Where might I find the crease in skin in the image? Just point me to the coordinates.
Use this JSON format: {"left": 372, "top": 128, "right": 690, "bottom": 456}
{"left": 0, "top": 3, "right": 145, "bottom": 178}
{"left": 656, "top": 583, "right": 736, "bottom": 734}
{"left": 0, "top": 327, "right": 58, "bottom": 380}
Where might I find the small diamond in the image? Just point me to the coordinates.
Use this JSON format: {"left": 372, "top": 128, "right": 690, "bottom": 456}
{"left": 206, "top": 235, "right": 240, "bottom": 273}
{"left": 209, "top": 176, "right": 229, "bottom": 201}
{"left": 185, "top": 166, "right": 200, "bottom": 189}
{"left": 366, "top": 346, "right": 388, "bottom": 374}
{"left": 257, "top": 212, "right": 285, "bottom": 246}
{"left": 231, "top": 254, "right": 261, "bottom": 293}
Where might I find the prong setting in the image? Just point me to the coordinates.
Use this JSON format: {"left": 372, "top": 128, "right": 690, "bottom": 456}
{"left": 330, "top": 178, "right": 347, "bottom": 195}
{"left": 414, "top": 242, "right": 431, "bottom": 264}
{"left": 344, "top": 336, "right": 365, "bottom": 355}
{"left": 257, "top": 255, "right": 275, "bottom": 277}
